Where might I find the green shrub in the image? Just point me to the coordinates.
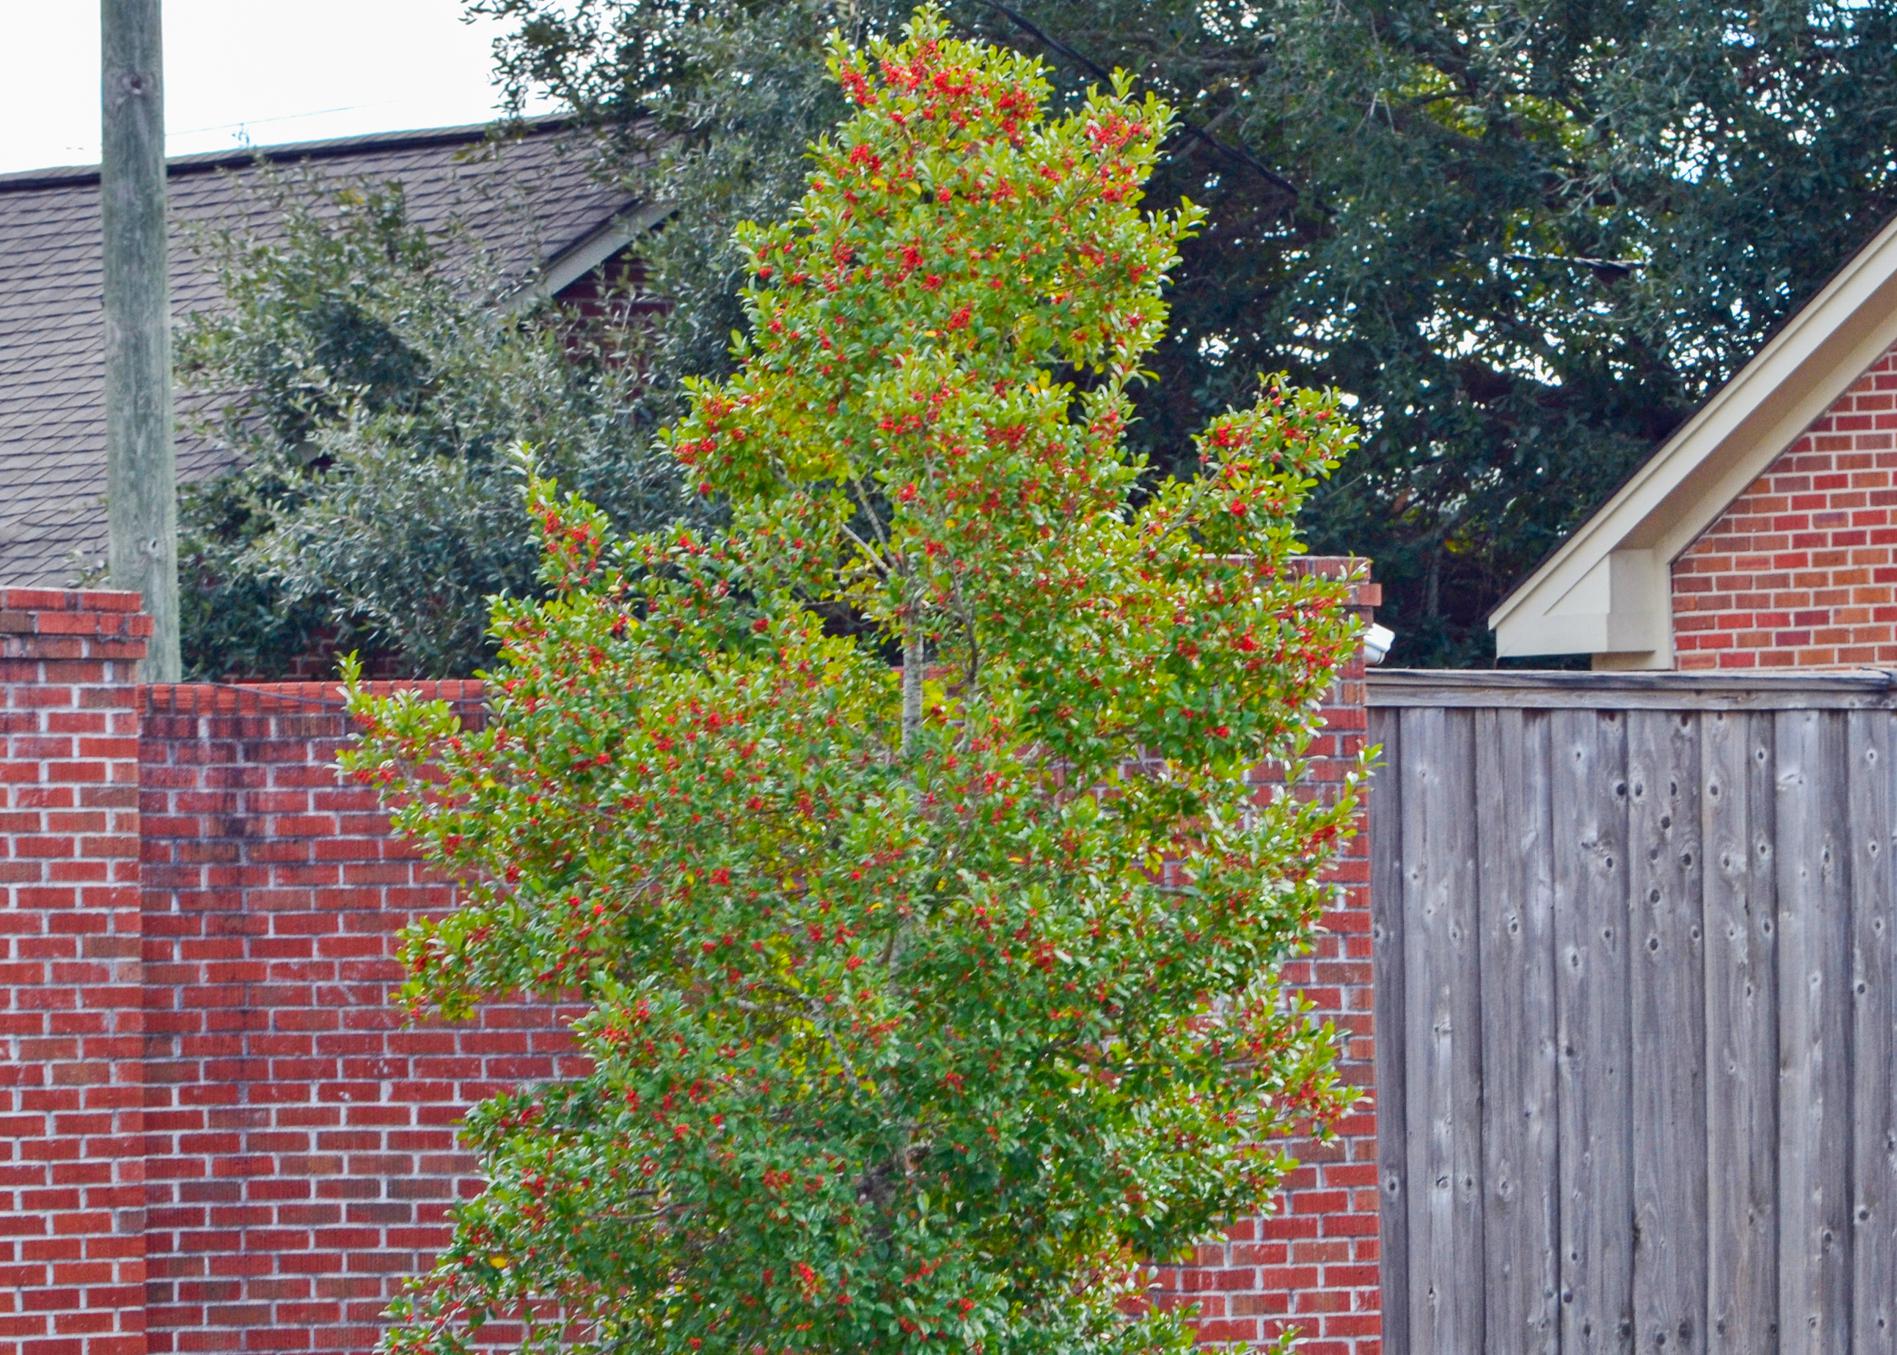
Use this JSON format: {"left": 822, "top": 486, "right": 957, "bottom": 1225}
{"left": 177, "top": 175, "right": 688, "bottom": 677}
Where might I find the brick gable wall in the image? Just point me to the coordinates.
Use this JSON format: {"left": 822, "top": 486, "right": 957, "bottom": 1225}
{"left": 3, "top": 586, "right": 1381, "bottom": 1354}
{"left": 1673, "top": 345, "right": 1897, "bottom": 669}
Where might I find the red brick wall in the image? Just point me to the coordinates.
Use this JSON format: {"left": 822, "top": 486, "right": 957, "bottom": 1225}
{"left": 136, "top": 682, "right": 586, "bottom": 1353}
{"left": 1, "top": 589, "right": 152, "bottom": 1355}
{"left": 3, "top": 585, "right": 1381, "bottom": 1353}
{"left": 1673, "top": 344, "right": 1897, "bottom": 669}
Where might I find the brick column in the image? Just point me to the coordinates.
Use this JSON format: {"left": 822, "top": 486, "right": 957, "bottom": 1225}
{"left": 0, "top": 589, "right": 151, "bottom": 1355}
{"left": 1156, "top": 563, "right": 1384, "bottom": 1354}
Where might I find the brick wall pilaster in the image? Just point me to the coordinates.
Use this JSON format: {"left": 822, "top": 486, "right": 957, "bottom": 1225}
{"left": 1155, "top": 564, "right": 1384, "bottom": 1354}
{"left": 0, "top": 588, "right": 151, "bottom": 1355}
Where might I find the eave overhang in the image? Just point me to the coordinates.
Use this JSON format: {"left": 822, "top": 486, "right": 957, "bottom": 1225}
{"left": 1489, "top": 211, "right": 1897, "bottom": 669}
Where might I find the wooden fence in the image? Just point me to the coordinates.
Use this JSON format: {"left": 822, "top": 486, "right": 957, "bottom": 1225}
{"left": 1368, "top": 670, "right": 1897, "bottom": 1354}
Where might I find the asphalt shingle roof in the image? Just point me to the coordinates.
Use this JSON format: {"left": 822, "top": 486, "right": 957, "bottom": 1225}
{"left": 0, "top": 119, "right": 636, "bottom": 585}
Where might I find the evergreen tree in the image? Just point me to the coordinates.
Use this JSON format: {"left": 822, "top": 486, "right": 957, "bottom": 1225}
{"left": 347, "top": 12, "right": 1363, "bottom": 1349}
{"left": 176, "top": 176, "right": 686, "bottom": 677}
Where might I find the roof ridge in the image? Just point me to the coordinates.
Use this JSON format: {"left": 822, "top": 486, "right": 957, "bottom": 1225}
{"left": 0, "top": 113, "right": 580, "bottom": 192}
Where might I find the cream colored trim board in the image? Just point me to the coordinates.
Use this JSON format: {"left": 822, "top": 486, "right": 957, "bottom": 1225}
{"left": 1490, "top": 212, "right": 1897, "bottom": 666}
{"left": 510, "top": 202, "right": 675, "bottom": 308}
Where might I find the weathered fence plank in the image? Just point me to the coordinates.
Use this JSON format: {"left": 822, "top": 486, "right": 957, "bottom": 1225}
{"left": 1372, "top": 710, "right": 1411, "bottom": 1355}
{"left": 1627, "top": 711, "right": 1706, "bottom": 1353}
{"left": 1476, "top": 708, "right": 1560, "bottom": 1353}
{"left": 1551, "top": 707, "right": 1634, "bottom": 1353}
{"left": 1774, "top": 710, "right": 1854, "bottom": 1355}
{"left": 1400, "top": 706, "right": 1486, "bottom": 1351}
{"left": 1847, "top": 710, "right": 1896, "bottom": 1352}
{"left": 1701, "top": 710, "right": 1779, "bottom": 1352}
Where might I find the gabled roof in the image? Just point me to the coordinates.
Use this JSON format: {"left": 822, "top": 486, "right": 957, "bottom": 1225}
{"left": 1489, "top": 211, "right": 1897, "bottom": 668}
{"left": 0, "top": 119, "right": 646, "bottom": 586}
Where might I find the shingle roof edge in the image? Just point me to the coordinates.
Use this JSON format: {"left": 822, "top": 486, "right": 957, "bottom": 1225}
{"left": 0, "top": 114, "right": 579, "bottom": 192}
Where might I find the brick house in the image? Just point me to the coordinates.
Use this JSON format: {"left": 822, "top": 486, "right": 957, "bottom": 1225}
{"left": 0, "top": 119, "right": 662, "bottom": 587}
{"left": 1491, "top": 211, "right": 1897, "bottom": 670}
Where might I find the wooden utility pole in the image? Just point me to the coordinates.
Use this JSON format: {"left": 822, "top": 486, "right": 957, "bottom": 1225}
{"left": 101, "top": 0, "right": 179, "bottom": 678}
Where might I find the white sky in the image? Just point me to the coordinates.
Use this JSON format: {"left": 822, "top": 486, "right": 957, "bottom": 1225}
{"left": 0, "top": 0, "right": 560, "bottom": 174}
